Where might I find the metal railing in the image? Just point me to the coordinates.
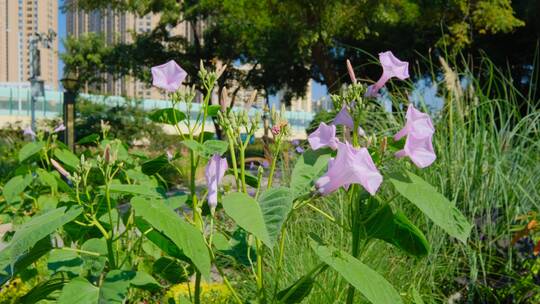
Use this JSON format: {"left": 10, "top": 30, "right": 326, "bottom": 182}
{"left": 0, "top": 87, "right": 315, "bottom": 131}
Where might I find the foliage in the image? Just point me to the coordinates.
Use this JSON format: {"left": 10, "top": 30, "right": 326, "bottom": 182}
{"left": 62, "top": 0, "right": 528, "bottom": 100}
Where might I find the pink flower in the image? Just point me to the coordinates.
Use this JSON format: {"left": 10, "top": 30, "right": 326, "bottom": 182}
{"left": 205, "top": 154, "right": 228, "bottom": 210}
{"left": 23, "top": 126, "right": 36, "bottom": 139}
{"left": 394, "top": 104, "right": 436, "bottom": 168}
{"left": 54, "top": 123, "right": 66, "bottom": 133}
{"left": 333, "top": 106, "right": 354, "bottom": 129}
{"left": 151, "top": 60, "right": 187, "bottom": 92}
{"left": 365, "top": 51, "right": 409, "bottom": 98}
{"left": 346, "top": 59, "right": 356, "bottom": 83}
{"left": 51, "top": 159, "right": 71, "bottom": 179}
{"left": 316, "top": 142, "right": 382, "bottom": 195}
{"left": 308, "top": 122, "right": 339, "bottom": 150}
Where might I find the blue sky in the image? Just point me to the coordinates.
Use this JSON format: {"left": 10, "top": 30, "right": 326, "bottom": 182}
{"left": 56, "top": 1, "right": 328, "bottom": 100}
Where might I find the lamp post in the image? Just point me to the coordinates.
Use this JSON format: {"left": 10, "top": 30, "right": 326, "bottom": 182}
{"left": 60, "top": 73, "right": 78, "bottom": 152}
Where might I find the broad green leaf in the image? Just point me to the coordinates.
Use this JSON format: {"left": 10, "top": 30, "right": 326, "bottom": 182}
{"left": 47, "top": 249, "right": 82, "bottom": 276}
{"left": 107, "top": 184, "right": 162, "bottom": 198}
{"left": 182, "top": 139, "right": 204, "bottom": 155}
{"left": 290, "top": 148, "right": 332, "bottom": 196}
{"left": 212, "top": 232, "right": 231, "bottom": 252}
{"left": 131, "top": 271, "right": 162, "bottom": 291}
{"left": 311, "top": 240, "right": 403, "bottom": 304}
{"left": 364, "top": 203, "right": 429, "bottom": 257}
{"left": 149, "top": 108, "right": 186, "bottom": 125}
{"left": 131, "top": 197, "right": 211, "bottom": 279}
{"left": 206, "top": 105, "right": 221, "bottom": 116}
{"left": 389, "top": 171, "right": 472, "bottom": 243}
{"left": 203, "top": 140, "right": 228, "bottom": 156}
{"left": 37, "top": 195, "right": 58, "bottom": 211}
{"left": 36, "top": 168, "right": 58, "bottom": 194}
{"left": 81, "top": 238, "right": 107, "bottom": 277}
{"left": 99, "top": 270, "right": 136, "bottom": 303}
{"left": 77, "top": 133, "right": 100, "bottom": 145}
{"left": 134, "top": 217, "right": 188, "bottom": 260}
{"left": 222, "top": 192, "right": 271, "bottom": 247}
{"left": 141, "top": 155, "right": 169, "bottom": 175}
{"left": 57, "top": 277, "right": 99, "bottom": 304}
{"left": 54, "top": 149, "right": 80, "bottom": 169}
{"left": 19, "top": 141, "right": 45, "bottom": 162}
{"left": 9, "top": 206, "right": 82, "bottom": 265}
{"left": 258, "top": 187, "right": 293, "bottom": 246}
{"left": 18, "top": 277, "right": 67, "bottom": 304}
{"left": 0, "top": 237, "right": 52, "bottom": 285}
{"left": 152, "top": 256, "right": 188, "bottom": 284}
{"left": 3, "top": 174, "right": 33, "bottom": 204}
{"left": 164, "top": 193, "right": 188, "bottom": 210}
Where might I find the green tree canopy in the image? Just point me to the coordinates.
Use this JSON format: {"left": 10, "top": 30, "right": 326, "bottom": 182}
{"left": 62, "top": 0, "right": 528, "bottom": 99}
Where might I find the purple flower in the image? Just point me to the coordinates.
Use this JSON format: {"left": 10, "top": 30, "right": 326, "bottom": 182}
{"left": 365, "top": 51, "right": 409, "bottom": 98}
{"left": 316, "top": 142, "right": 382, "bottom": 195}
{"left": 54, "top": 123, "right": 66, "bottom": 133}
{"left": 249, "top": 162, "right": 256, "bottom": 170}
{"left": 205, "top": 154, "right": 228, "bottom": 210}
{"left": 51, "top": 159, "right": 71, "bottom": 179}
{"left": 295, "top": 146, "right": 305, "bottom": 153}
{"left": 291, "top": 139, "right": 300, "bottom": 146}
{"left": 308, "top": 122, "right": 339, "bottom": 150}
{"left": 262, "top": 160, "right": 270, "bottom": 168}
{"left": 394, "top": 104, "right": 436, "bottom": 168}
{"left": 23, "top": 126, "right": 36, "bottom": 139}
{"left": 151, "top": 60, "right": 187, "bottom": 92}
{"left": 333, "top": 106, "right": 354, "bottom": 129}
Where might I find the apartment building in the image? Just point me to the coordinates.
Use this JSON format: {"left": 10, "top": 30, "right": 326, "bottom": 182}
{"left": 0, "top": 0, "right": 58, "bottom": 89}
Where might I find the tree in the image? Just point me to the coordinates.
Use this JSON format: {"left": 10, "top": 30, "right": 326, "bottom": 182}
{"left": 62, "top": 0, "right": 527, "bottom": 99}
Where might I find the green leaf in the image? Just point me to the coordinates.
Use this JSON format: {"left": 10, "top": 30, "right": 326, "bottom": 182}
{"left": 206, "top": 105, "right": 221, "bottom": 116}
{"left": 18, "top": 277, "right": 67, "bottom": 304}
{"left": 37, "top": 194, "right": 58, "bottom": 211}
{"left": 364, "top": 203, "right": 429, "bottom": 257}
{"left": 47, "top": 249, "right": 82, "bottom": 276}
{"left": 108, "top": 184, "right": 162, "bottom": 198}
{"left": 131, "top": 197, "right": 211, "bottom": 279}
{"left": 389, "top": 171, "right": 472, "bottom": 243}
{"left": 77, "top": 133, "right": 100, "bottom": 145}
{"left": 203, "top": 140, "right": 228, "bottom": 156}
{"left": 152, "top": 256, "right": 188, "bottom": 284}
{"left": 19, "top": 141, "right": 45, "bottom": 162}
{"left": 8, "top": 206, "right": 82, "bottom": 265}
{"left": 81, "top": 238, "right": 107, "bottom": 277}
{"left": 36, "top": 168, "right": 58, "bottom": 194}
{"left": 182, "top": 139, "right": 204, "bottom": 155}
{"left": 222, "top": 192, "right": 271, "bottom": 247}
{"left": 258, "top": 187, "right": 293, "bottom": 246}
{"left": 141, "top": 155, "right": 169, "bottom": 175}
{"left": 164, "top": 193, "right": 188, "bottom": 210}
{"left": 134, "top": 217, "right": 188, "bottom": 260}
{"left": 3, "top": 174, "right": 33, "bottom": 204}
{"left": 57, "top": 277, "right": 99, "bottom": 304}
{"left": 149, "top": 108, "right": 186, "bottom": 125}
{"left": 311, "top": 240, "right": 403, "bottom": 304}
{"left": 131, "top": 271, "right": 162, "bottom": 291}
{"left": 277, "top": 275, "right": 315, "bottom": 303}
{"left": 54, "top": 148, "right": 80, "bottom": 169}
{"left": 0, "top": 237, "right": 52, "bottom": 285}
{"left": 99, "top": 270, "right": 136, "bottom": 303}
{"left": 290, "top": 148, "right": 332, "bottom": 197}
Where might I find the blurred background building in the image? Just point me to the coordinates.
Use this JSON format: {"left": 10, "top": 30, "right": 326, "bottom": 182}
{"left": 0, "top": 0, "right": 59, "bottom": 89}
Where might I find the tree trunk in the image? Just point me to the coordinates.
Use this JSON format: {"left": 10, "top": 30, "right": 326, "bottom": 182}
{"left": 312, "top": 40, "right": 340, "bottom": 93}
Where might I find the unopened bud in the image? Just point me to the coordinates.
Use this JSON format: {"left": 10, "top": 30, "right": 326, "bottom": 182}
{"left": 104, "top": 144, "right": 111, "bottom": 163}
{"left": 245, "top": 90, "right": 257, "bottom": 111}
{"left": 220, "top": 87, "right": 229, "bottom": 113}
{"left": 380, "top": 137, "right": 388, "bottom": 154}
{"left": 346, "top": 59, "right": 356, "bottom": 83}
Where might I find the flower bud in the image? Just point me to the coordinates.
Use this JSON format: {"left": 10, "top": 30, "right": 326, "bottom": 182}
{"left": 346, "top": 59, "right": 357, "bottom": 83}
{"left": 220, "top": 87, "right": 229, "bottom": 113}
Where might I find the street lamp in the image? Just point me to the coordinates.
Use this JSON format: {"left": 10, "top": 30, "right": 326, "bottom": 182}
{"left": 61, "top": 72, "right": 79, "bottom": 152}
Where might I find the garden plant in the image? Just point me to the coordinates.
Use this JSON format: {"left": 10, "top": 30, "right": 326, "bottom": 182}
{"left": 4, "top": 51, "right": 525, "bottom": 304}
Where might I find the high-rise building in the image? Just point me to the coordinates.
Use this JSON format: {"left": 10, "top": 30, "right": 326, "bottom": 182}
{"left": 0, "top": 0, "right": 59, "bottom": 89}
{"left": 65, "top": 1, "right": 201, "bottom": 99}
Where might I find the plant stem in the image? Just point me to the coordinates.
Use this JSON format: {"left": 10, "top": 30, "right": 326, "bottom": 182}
{"left": 239, "top": 141, "right": 248, "bottom": 193}
{"left": 194, "top": 271, "right": 202, "bottom": 304}
{"left": 267, "top": 138, "right": 282, "bottom": 188}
